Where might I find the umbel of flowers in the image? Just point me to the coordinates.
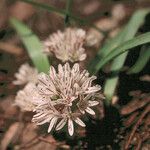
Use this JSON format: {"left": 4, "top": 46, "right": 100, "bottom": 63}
{"left": 43, "top": 28, "right": 87, "bottom": 62}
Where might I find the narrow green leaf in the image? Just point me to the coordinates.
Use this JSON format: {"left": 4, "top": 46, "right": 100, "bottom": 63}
{"left": 128, "top": 46, "right": 150, "bottom": 74}
{"left": 65, "top": 0, "right": 73, "bottom": 25}
{"left": 96, "top": 32, "right": 150, "bottom": 71}
{"left": 88, "top": 9, "right": 150, "bottom": 73}
{"left": 10, "top": 17, "right": 50, "bottom": 73}
{"left": 104, "top": 9, "right": 150, "bottom": 102}
{"left": 88, "top": 30, "right": 125, "bottom": 73}
{"left": 21, "top": 0, "right": 66, "bottom": 16}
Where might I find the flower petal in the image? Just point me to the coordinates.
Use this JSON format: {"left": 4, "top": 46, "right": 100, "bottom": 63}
{"left": 36, "top": 117, "right": 52, "bottom": 125}
{"left": 74, "top": 117, "right": 86, "bottom": 127}
{"left": 79, "top": 54, "right": 87, "bottom": 61}
{"left": 33, "top": 113, "right": 47, "bottom": 120}
{"left": 79, "top": 109, "right": 85, "bottom": 114}
{"left": 33, "top": 112, "right": 43, "bottom": 117}
{"left": 85, "top": 85, "right": 101, "bottom": 94}
{"left": 68, "top": 118, "right": 74, "bottom": 136}
{"left": 48, "top": 117, "right": 58, "bottom": 133}
{"left": 56, "top": 118, "right": 67, "bottom": 131}
{"left": 88, "top": 100, "right": 99, "bottom": 106}
{"left": 85, "top": 107, "right": 95, "bottom": 115}
{"left": 49, "top": 66, "right": 57, "bottom": 80}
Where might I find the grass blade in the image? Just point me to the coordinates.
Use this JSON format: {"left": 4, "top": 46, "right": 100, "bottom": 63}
{"left": 128, "top": 46, "right": 150, "bottom": 74}
{"left": 96, "top": 32, "right": 150, "bottom": 71}
{"left": 65, "top": 0, "right": 73, "bottom": 25}
{"left": 88, "top": 29, "right": 126, "bottom": 73}
{"left": 21, "top": 0, "right": 66, "bottom": 16}
{"left": 103, "top": 9, "right": 150, "bottom": 103}
{"left": 88, "top": 9, "right": 150, "bottom": 74}
{"left": 10, "top": 17, "right": 50, "bottom": 73}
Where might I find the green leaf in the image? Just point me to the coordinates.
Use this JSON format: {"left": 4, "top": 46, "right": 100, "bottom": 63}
{"left": 128, "top": 46, "right": 150, "bottom": 74}
{"left": 88, "top": 21, "right": 128, "bottom": 73}
{"left": 10, "top": 17, "right": 50, "bottom": 73}
{"left": 103, "top": 9, "right": 150, "bottom": 102}
{"left": 21, "top": 0, "right": 66, "bottom": 16}
{"left": 65, "top": 0, "right": 73, "bottom": 25}
{"left": 96, "top": 32, "right": 150, "bottom": 71}
{"left": 88, "top": 9, "right": 150, "bottom": 74}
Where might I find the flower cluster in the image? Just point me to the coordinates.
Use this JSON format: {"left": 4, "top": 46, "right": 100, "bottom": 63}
{"left": 13, "top": 63, "right": 38, "bottom": 85}
{"left": 14, "top": 83, "right": 40, "bottom": 111}
{"left": 32, "top": 63, "right": 103, "bottom": 136}
{"left": 43, "top": 28, "right": 87, "bottom": 62}
{"left": 13, "top": 63, "right": 39, "bottom": 112}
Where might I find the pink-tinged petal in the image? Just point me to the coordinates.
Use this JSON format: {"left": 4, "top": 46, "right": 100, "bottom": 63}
{"left": 33, "top": 109, "right": 37, "bottom": 112}
{"left": 36, "top": 117, "right": 52, "bottom": 125}
{"left": 85, "top": 85, "right": 101, "bottom": 94}
{"left": 65, "top": 63, "right": 71, "bottom": 72}
{"left": 88, "top": 101, "right": 99, "bottom": 106}
{"left": 48, "top": 117, "right": 58, "bottom": 133}
{"left": 33, "top": 113, "right": 47, "bottom": 120}
{"left": 68, "top": 119, "right": 74, "bottom": 136}
{"left": 32, "top": 117, "right": 45, "bottom": 123}
{"left": 85, "top": 107, "right": 95, "bottom": 115}
{"left": 74, "top": 83, "right": 80, "bottom": 95}
{"left": 74, "top": 117, "right": 86, "bottom": 127}
{"left": 49, "top": 66, "right": 56, "bottom": 80}
{"left": 33, "top": 112, "right": 44, "bottom": 118}
{"left": 72, "top": 63, "right": 79, "bottom": 74}
{"left": 79, "top": 54, "right": 86, "bottom": 61}
{"left": 38, "top": 73, "right": 49, "bottom": 84}
{"left": 58, "top": 64, "right": 63, "bottom": 75}
{"left": 15, "top": 73, "right": 25, "bottom": 80}
{"left": 79, "top": 109, "right": 85, "bottom": 114}
{"left": 34, "top": 111, "right": 44, "bottom": 116}
{"left": 82, "top": 76, "right": 97, "bottom": 90}
{"left": 56, "top": 118, "right": 67, "bottom": 131}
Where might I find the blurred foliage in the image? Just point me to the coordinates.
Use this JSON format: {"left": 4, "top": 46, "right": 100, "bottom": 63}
{"left": 10, "top": 18, "right": 50, "bottom": 73}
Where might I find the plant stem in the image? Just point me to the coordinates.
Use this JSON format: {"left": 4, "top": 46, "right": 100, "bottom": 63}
{"left": 65, "top": 0, "right": 73, "bottom": 26}
{"left": 21, "top": 0, "right": 106, "bottom": 35}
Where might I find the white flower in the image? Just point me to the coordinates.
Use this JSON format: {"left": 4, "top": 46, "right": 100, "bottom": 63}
{"left": 14, "top": 83, "right": 40, "bottom": 111}
{"left": 43, "top": 28, "right": 87, "bottom": 62}
{"left": 13, "top": 63, "right": 38, "bottom": 85}
{"left": 32, "top": 63, "right": 103, "bottom": 136}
